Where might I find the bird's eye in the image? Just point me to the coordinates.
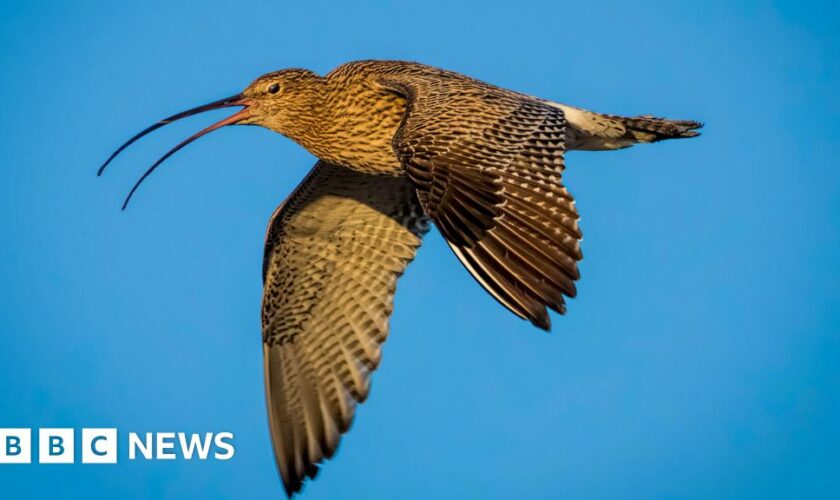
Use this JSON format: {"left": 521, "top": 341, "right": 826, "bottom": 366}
{"left": 268, "top": 83, "right": 280, "bottom": 94}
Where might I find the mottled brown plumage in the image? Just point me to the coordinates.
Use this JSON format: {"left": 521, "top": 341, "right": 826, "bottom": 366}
{"left": 99, "top": 59, "right": 702, "bottom": 497}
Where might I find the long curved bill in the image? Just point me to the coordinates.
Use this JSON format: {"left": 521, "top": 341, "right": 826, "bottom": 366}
{"left": 97, "top": 94, "right": 253, "bottom": 210}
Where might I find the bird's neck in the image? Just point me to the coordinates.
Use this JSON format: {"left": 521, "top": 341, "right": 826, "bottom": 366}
{"left": 292, "top": 78, "right": 408, "bottom": 174}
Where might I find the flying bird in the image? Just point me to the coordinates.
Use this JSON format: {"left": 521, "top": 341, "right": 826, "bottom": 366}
{"left": 99, "top": 60, "right": 701, "bottom": 496}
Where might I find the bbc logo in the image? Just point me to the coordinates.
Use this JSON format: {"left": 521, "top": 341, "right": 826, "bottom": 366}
{"left": 0, "top": 428, "right": 235, "bottom": 463}
{"left": 0, "top": 428, "right": 117, "bottom": 464}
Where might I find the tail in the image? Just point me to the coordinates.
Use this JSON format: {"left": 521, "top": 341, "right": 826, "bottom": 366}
{"left": 551, "top": 103, "right": 703, "bottom": 151}
{"left": 620, "top": 115, "right": 703, "bottom": 142}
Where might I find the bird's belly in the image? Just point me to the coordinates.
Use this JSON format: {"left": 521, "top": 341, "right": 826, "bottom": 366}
{"left": 321, "top": 139, "right": 404, "bottom": 175}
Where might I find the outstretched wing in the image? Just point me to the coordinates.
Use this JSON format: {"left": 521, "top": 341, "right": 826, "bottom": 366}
{"left": 379, "top": 71, "right": 583, "bottom": 330}
{"left": 262, "top": 161, "right": 429, "bottom": 496}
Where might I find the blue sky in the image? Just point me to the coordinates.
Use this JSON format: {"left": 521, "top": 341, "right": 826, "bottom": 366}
{"left": 0, "top": 1, "right": 838, "bottom": 498}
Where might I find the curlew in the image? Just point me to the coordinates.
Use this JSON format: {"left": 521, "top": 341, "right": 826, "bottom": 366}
{"left": 99, "top": 60, "right": 701, "bottom": 496}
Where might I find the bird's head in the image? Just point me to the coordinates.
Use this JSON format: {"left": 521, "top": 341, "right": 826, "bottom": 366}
{"left": 98, "top": 68, "right": 324, "bottom": 209}
{"left": 240, "top": 69, "right": 323, "bottom": 134}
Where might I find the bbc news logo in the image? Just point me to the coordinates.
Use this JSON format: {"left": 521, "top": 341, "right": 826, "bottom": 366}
{"left": 0, "top": 428, "right": 235, "bottom": 464}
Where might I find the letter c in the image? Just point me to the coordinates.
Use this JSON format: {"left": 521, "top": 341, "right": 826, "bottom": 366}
{"left": 91, "top": 436, "right": 107, "bottom": 456}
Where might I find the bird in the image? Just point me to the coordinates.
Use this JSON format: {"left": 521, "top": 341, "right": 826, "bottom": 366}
{"left": 98, "top": 59, "right": 701, "bottom": 496}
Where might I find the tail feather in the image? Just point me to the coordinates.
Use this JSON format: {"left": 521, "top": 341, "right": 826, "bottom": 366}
{"left": 550, "top": 103, "right": 703, "bottom": 150}
{"left": 622, "top": 115, "right": 703, "bottom": 142}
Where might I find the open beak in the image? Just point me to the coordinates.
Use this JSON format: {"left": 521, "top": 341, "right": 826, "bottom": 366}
{"left": 98, "top": 93, "right": 253, "bottom": 210}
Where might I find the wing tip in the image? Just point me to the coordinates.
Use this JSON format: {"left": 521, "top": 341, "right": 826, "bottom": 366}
{"left": 528, "top": 306, "right": 554, "bottom": 331}
{"left": 280, "top": 462, "right": 321, "bottom": 498}
{"left": 283, "top": 481, "right": 299, "bottom": 498}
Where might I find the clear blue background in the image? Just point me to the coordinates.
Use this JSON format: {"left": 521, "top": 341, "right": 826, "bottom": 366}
{"left": 0, "top": 1, "right": 837, "bottom": 498}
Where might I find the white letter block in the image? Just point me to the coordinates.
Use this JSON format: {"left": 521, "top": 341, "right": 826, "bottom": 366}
{"left": 82, "top": 428, "right": 117, "bottom": 464}
{"left": 39, "top": 428, "right": 74, "bottom": 464}
{"left": 0, "top": 428, "right": 31, "bottom": 464}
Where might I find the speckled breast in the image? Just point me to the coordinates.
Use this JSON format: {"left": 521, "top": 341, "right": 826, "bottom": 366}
{"left": 314, "top": 77, "right": 408, "bottom": 175}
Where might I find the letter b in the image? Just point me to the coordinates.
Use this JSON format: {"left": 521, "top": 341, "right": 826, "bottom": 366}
{"left": 39, "top": 428, "right": 74, "bottom": 464}
{"left": 0, "top": 429, "right": 31, "bottom": 463}
{"left": 7, "top": 436, "right": 21, "bottom": 455}
{"left": 50, "top": 436, "right": 64, "bottom": 456}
